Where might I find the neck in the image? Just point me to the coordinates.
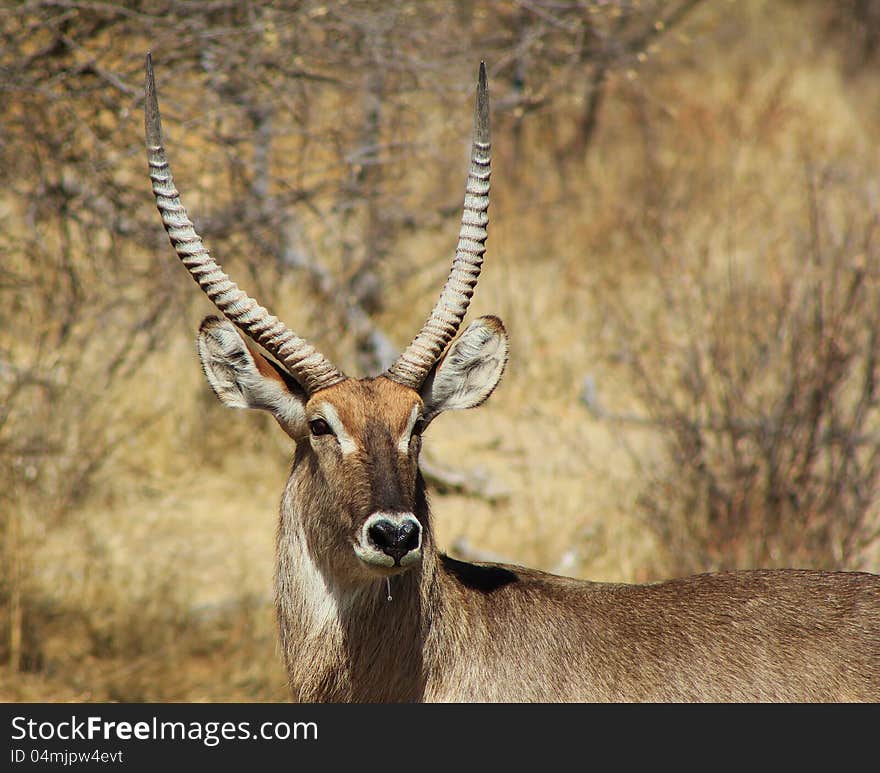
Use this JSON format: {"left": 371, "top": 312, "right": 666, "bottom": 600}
{"left": 276, "top": 477, "right": 442, "bottom": 702}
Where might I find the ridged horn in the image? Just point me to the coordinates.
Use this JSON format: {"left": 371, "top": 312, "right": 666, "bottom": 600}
{"left": 144, "top": 53, "right": 345, "bottom": 395}
{"left": 385, "top": 61, "right": 491, "bottom": 390}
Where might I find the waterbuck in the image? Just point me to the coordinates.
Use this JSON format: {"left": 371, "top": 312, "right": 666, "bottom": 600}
{"left": 145, "top": 54, "right": 880, "bottom": 702}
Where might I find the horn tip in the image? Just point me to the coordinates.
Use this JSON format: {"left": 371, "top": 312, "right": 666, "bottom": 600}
{"left": 145, "top": 51, "right": 154, "bottom": 92}
{"left": 144, "top": 51, "right": 161, "bottom": 146}
{"left": 475, "top": 61, "right": 489, "bottom": 141}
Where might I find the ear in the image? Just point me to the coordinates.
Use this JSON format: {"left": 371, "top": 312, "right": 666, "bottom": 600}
{"left": 420, "top": 315, "right": 509, "bottom": 426}
{"left": 197, "top": 316, "right": 308, "bottom": 438}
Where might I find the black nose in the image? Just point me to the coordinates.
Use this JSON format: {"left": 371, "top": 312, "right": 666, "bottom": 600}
{"left": 368, "top": 518, "right": 421, "bottom": 563}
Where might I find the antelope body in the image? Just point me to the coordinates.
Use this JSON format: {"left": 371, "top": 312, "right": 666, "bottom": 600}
{"left": 145, "top": 55, "right": 880, "bottom": 702}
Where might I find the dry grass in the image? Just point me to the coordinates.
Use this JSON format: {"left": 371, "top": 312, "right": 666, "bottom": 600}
{"left": 3, "top": 0, "right": 880, "bottom": 701}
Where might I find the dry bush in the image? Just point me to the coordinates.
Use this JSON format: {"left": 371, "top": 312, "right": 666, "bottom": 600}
{"left": 818, "top": 0, "right": 880, "bottom": 74}
{"left": 7, "top": 0, "right": 879, "bottom": 703}
{"left": 1, "top": 0, "right": 698, "bottom": 698}
{"left": 596, "top": 161, "right": 880, "bottom": 574}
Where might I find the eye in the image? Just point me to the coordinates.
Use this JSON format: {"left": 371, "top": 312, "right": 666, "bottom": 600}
{"left": 309, "top": 418, "right": 333, "bottom": 437}
{"left": 412, "top": 418, "right": 426, "bottom": 437}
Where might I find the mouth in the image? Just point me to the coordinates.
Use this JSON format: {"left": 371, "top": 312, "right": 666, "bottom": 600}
{"left": 353, "top": 543, "right": 422, "bottom": 573}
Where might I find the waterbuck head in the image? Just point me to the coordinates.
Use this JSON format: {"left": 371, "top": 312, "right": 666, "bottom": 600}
{"left": 145, "top": 55, "right": 508, "bottom": 589}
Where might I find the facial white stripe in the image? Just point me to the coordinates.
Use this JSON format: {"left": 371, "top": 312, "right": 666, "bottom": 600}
{"left": 317, "top": 402, "right": 358, "bottom": 455}
{"left": 397, "top": 404, "right": 421, "bottom": 454}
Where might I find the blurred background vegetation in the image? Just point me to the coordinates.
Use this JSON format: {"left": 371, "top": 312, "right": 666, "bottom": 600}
{"left": 2, "top": 0, "right": 880, "bottom": 701}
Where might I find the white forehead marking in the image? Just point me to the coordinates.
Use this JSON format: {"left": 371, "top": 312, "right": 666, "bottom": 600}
{"left": 318, "top": 402, "right": 359, "bottom": 455}
{"left": 397, "top": 404, "right": 421, "bottom": 454}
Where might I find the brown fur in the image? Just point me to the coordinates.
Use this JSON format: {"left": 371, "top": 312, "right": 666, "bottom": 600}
{"left": 272, "top": 376, "right": 880, "bottom": 703}
{"left": 318, "top": 378, "right": 421, "bottom": 441}
{"left": 152, "top": 58, "right": 879, "bottom": 701}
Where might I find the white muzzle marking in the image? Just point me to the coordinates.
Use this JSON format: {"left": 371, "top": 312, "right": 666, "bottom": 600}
{"left": 354, "top": 511, "right": 422, "bottom": 569}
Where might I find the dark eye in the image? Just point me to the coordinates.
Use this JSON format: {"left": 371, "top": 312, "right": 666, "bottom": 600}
{"left": 412, "top": 418, "right": 426, "bottom": 437}
{"left": 309, "top": 418, "right": 332, "bottom": 437}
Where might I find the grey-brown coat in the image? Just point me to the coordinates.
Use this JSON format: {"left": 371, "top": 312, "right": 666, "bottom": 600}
{"left": 145, "top": 54, "right": 880, "bottom": 703}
